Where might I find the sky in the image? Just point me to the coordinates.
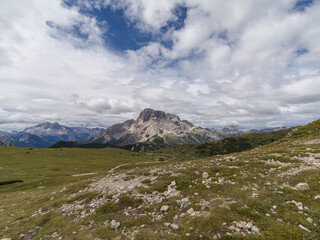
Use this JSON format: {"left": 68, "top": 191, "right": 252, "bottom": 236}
{"left": 0, "top": 0, "right": 320, "bottom": 131}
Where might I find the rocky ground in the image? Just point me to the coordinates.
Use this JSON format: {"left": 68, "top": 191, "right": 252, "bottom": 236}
{"left": 0, "top": 121, "right": 320, "bottom": 239}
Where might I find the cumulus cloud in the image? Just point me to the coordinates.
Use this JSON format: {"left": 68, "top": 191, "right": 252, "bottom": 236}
{"left": 74, "top": 97, "right": 140, "bottom": 114}
{"left": 0, "top": 0, "right": 320, "bottom": 131}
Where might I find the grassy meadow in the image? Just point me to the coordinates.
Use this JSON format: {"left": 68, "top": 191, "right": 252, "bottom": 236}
{"left": 0, "top": 120, "right": 319, "bottom": 239}
{"left": 0, "top": 147, "right": 157, "bottom": 190}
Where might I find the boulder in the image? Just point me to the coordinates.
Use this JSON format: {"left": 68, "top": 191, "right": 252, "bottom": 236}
{"left": 251, "top": 226, "right": 260, "bottom": 234}
{"left": 295, "top": 183, "right": 310, "bottom": 191}
{"left": 202, "top": 172, "right": 209, "bottom": 179}
{"left": 186, "top": 208, "right": 195, "bottom": 215}
{"left": 298, "top": 224, "right": 311, "bottom": 233}
{"left": 176, "top": 198, "right": 190, "bottom": 209}
{"left": 170, "top": 223, "right": 179, "bottom": 231}
{"left": 160, "top": 205, "right": 169, "bottom": 212}
{"left": 110, "top": 219, "right": 120, "bottom": 229}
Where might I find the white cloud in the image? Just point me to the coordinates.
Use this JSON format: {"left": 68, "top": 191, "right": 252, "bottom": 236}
{"left": 186, "top": 79, "right": 210, "bottom": 96}
{"left": 0, "top": 0, "right": 320, "bottom": 131}
{"left": 16, "top": 105, "right": 29, "bottom": 111}
{"left": 75, "top": 97, "right": 140, "bottom": 114}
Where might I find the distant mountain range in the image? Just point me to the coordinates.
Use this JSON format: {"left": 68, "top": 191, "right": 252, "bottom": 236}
{"left": 0, "top": 109, "right": 288, "bottom": 149}
{"left": 0, "top": 122, "right": 104, "bottom": 148}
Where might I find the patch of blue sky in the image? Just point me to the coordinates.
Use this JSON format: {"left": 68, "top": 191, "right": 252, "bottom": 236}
{"left": 295, "top": 48, "right": 309, "bottom": 56}
{"left": 293, "top": 0, "right": 314, "bottom": 12}
{"left": 159, "top": 6, "right": 187, "bottom": 49}
{"left": 63, "top": 0, "right": 187, "bottom": 52}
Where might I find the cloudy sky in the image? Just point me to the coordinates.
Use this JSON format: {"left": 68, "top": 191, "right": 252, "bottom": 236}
{"left": 0, "top": 0, "right": 320, "bottom": 131}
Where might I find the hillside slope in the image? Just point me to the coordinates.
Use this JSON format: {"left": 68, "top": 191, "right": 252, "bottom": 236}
{"left": 151, "top": 128, "right": 291, "bottom": 160}
{"left": 0, "top": 119, "right": 319, "bottom": 239}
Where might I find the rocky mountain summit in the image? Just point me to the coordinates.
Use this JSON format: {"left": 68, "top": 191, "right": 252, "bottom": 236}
{"left": 94, "top": 108, "right": 222, "bottom": 149}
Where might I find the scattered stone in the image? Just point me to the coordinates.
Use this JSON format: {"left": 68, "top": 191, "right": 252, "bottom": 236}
{"left": 286, "top": 200, "right": 305, "bottom": 211}
{"left": 314, "top": 195, "right": 320, "bottom": 200}
{"left": 298, "top": 224, "right": 311, "bottom": 233}
{"left": 202, "top": 172, "right": 209, "bottom": 179}
{"left": 110, "top": 220, "right": 120, "bottom": 230}
{"left": 229, "top": 226, "right": 235, "bottom": 231}
{"left": 229, "top": 221, "right": 261, "bottom": 235}
{"left": 160, "top": 205, "right": 169, "bottom": 212}
{"left": 306, "top": 217, "right": 313, "bottom": 223}
{"left": 170, "top": 223, "right": 179, "bottom": 231}
{"left": 52, "top": 232, "right": 59, "bottom": 238}
{"left": 295, "top": 183, "right": 310, "bottom": 191}
{"left": 164, "top": 222, "right": 171, "bottom": 227}
{"left": 236, "top": 221, "right": 246, "bottom": 229}
{"left": 186, "top": 208, "right": 195, "bottom": 215}
{"left": 245, "top": 222, "right": 253, "bottom": 230}
{"left": 218, "top": 178, "right": 225, "bottom": 184}
{"left": 252, "top": 193, "right": 259, "bottom": 198}
{"left": 176, "top": 198, "right": 191, "bottom": 209}
{"left": 251, "top": 226, "right": 260, "bottom": 234}
{"left": 170, "top": 181, "right": 176, "bottom": 187}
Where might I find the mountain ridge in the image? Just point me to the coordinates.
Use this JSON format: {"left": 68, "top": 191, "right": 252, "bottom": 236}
{"left": 94, "top": 108, "right": 222, "bottom": 148}
{"left": 0, "top": 109, "right": 289, "bottom": 149}
{"left": 93, "top": 108, "right": 289, "bottom": 151}
{"left": 0, "top": 122, "right": 104, "bottom": 148}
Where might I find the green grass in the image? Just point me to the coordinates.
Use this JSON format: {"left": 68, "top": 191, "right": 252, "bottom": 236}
{"left": 150, "top": 129, "right": 291, "bottom": 161}
{"left": 0, "top": 120, "right": 320, "bottom": 239}
{"left": 0, "top": 146, "right": 154, "bottom": 192}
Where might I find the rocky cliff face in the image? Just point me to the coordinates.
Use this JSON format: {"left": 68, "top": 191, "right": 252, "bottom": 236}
{"left": 220, "top": 125, "right": 242, "bottom": 136}
{"left": 94, "top": 108, "right": 221, "bottom": 148}
{"left": 0, "top": 135, "right": 15, "bottom": 146}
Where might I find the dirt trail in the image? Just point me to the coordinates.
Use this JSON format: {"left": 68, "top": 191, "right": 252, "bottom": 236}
{"left": 71, "top": 161, "right": 164, "bottom": 176}
{"left": 108, "top": 161, "right": 164, "bottom": 173}
{"left": 71, "top": 173, "right": 97, "bottom": 177}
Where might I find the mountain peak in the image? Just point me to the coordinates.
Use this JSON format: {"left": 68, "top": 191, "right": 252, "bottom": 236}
{"left": 138, "top": 108, "right": 167, "bottom": 122}
{"left": 95, "top": 108, "right": 220, "bottom": 148}
{"left": 222, "top": 125, "right": 238, "bottom": 132}
{"left": 137, "top": 108, "right": 182, "bottom": 123}
{"left": 33, "top": 122, "right": 61, "bottom": 129}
